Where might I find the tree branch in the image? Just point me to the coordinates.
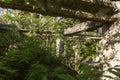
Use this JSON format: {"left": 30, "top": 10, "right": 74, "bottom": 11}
{"left": 64, "top": 21, "right": 106, "bottom": 36}
{"left": 0, "top": 0, "right": 117, "bottom": 22}
{"left": 50, "top": 0, "right": 119, "bottom": 13}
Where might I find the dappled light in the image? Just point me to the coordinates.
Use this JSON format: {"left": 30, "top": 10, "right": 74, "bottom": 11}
{"left": 0, "top": 0, "right": 120, "bottom": 80}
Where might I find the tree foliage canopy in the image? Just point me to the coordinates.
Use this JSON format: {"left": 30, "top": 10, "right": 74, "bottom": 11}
{"left": 0, "top": 0, "right": 120, "bottom": 80}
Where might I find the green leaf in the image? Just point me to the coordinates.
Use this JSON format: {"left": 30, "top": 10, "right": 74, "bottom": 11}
{"left": 42, "top": 76, "right": 48, "bottom": 80}
{"left": 24, "top": 0, "right": 29, "bottom": 3}
{"left": 56, "top": 74, "right": 75, "bottom": 80}
{"left": 108, "top": 68, "right": 120, "bottom": 78}
{"left": 3, "top": 0, "right": 10, "bottom": 3}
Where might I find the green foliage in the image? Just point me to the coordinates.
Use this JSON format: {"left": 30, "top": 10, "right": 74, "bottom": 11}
{"left": 0, "top": 27, "right": 77, "bottom": 80}
{"left": 3, "top": 11, "right": 77, "bottom": 34}
{"left": 104, "top": 68, "right": 120, "bottom": 79}
{"left": 108, "top": 68, "right": 120, "bottom": 77}
{"left": 2, "top": 0, "right": 10, "bottom": 3}
{"left": 27, "top": 63, "right": 75, "bottom": 80}
{"left": 64, "top": 38, "right": 99, "bottom": 65}
{"left": 0, "top": 10, "right": 102, "bottom": 80}
{"left": 76, "top": 63, "right": 102, "bottom": 80}
{"left": 78, "top": 40, "right": 99, "bottom": 58}
{"left": 27, "top": 63, "right": 48, "bottom": 80}
{"left": 63, "top": 38, "right": 101, "bottom": 80}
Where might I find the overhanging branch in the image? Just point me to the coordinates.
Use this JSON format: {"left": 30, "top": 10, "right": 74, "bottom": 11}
{"left": 47, "top": 0, "right": 118, "bottom": 13}
{"left": 0, "top": 1, "right": 117, "bottom": 22}
{"left": 64, "top": 21, "right": 106, "bottom": 36}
